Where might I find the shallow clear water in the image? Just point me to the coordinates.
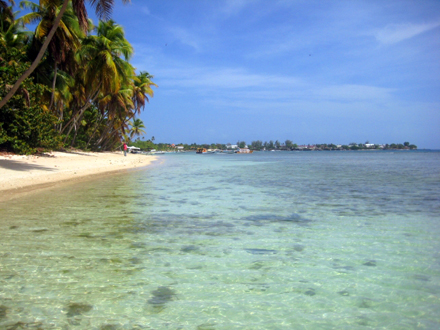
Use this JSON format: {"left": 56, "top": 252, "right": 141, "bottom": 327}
{"left": 1, "top": 151, "right": 439, "bottom": 329}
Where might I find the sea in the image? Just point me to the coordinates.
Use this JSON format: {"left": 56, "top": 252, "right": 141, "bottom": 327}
{"left": 0, "top": 150, "right": 439, "bottom": 329}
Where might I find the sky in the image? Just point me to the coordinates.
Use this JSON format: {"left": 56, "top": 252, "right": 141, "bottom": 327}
{"left": 21, "top": 0, "right": 440, "bottom": 148}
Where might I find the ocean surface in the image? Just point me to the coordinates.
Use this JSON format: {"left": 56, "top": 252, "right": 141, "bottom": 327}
{"left": 0, "top": 150, "right": 439, "bottom": 329}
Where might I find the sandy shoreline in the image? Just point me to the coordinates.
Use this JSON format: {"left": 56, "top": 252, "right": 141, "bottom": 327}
{"left": 0, "top": 151, "right": 158, "bottom": 202}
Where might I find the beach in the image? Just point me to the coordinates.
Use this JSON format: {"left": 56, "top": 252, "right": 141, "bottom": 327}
{"left": 0, "top": 151, "right": 158, "bottom": 202}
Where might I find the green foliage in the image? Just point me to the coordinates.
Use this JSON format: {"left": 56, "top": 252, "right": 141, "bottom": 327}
{"left": 0, "top": 48, "right": 61, "bottom": 154}
{"left": 131, "top": 139, "right": 156, "bottom": 150}
{"left": 238, "top": 141, "right": 246, "bottom": 148}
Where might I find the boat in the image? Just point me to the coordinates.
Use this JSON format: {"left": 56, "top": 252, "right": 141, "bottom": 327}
{"left": 196, "top": 148, "right": 207, "bottom": 154}
{"left": 235, "top": 148, "right": 253, "bottom": 154}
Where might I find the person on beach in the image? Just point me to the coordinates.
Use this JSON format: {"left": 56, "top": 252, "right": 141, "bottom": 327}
{"left": 123, "top": 143, "right": 127, "bottom": 156}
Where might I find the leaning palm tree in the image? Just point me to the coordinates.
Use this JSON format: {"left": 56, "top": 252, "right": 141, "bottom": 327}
{"left": 20, "top": 0, "right": 84, "bottom": 110}
{"left": 0, "top": 0, "right": 131, "bottom": 109}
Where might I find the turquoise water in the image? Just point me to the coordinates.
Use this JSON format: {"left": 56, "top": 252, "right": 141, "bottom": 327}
{"left": 1, "top": 151, "right": 439, "bottom": 329}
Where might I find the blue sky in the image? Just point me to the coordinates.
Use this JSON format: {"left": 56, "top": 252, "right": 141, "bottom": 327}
{"left": 23, "top": 0, "right": 440, "bottom": 148}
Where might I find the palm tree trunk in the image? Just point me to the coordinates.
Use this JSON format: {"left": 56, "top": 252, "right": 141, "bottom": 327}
{"left": 101, "top": 127, "right": 121, "bottom": 150}
{"left": 0, "top": 0, "right": 70, "bottom": 109}
{"left": 60, "top": 86, "right": 100, "bottom": 135}
{"left": 70, "top": 109, "right": 87, "bottom": 147}
{"left": 49, "top": 63, "right": 58, "bottom": 110}
{"left": 85, "top": 113, "right": 104, "bottom": 149}
{"left": 96, "top": 117, "right": 115, "bottom": 147}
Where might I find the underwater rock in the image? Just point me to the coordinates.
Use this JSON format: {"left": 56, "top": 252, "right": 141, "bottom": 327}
{"left": 338, "top": 290, "right": 350, "bottom": 296}
{"left": 245, "top": 248, "right": 277, "bottom": 255}
{"left": 130, "top": 257, "right": 142, "bottom": 265}
{"left": 0, "top": 305, "right": 8, "bottom": 319}
{"left": 32, "top": 228, "right": 49, "bottom": 233}
{"left": 363, "top": 260, "right": 377, "bottom": 267}
{"left": 411, "top": 274, "right": 430, "bottom": 281}
{"left": 148, "top": 286, "right": 176, "bottom": 306}
{"left": 241, "top": 213, "right": 311, "bottom": 224}
{"left": 101, "top": 325, "right": 120, "bottom": 330}
{"left": 197, "top": 323, "right": 217, "bottom": 330}
{"left": 358, "top": 298, "right": 373, "bottom": 308}
{"left": 181, "top": 245, "right": 200, "bottom": 253}
{"left": 66, "top": 303, "right": 93, "bottom": 317}
{"left": 304, "top": 288, "right": 316, "bottom": 296}
{"left": 249, "top": 261, "right": 265, "bottom": 270}
{"left": 293, "top": 244, "right": 305, "bottom": 252}
{"left": 333, "top": 265, "right": 355, "bottom": 272}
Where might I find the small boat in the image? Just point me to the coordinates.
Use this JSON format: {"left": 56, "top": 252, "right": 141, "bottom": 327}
{"left": 235, "top": 148, "right": 253, "bottom": 154}
{"left": 196, "top": 148, "right": 207, "bottom": 154}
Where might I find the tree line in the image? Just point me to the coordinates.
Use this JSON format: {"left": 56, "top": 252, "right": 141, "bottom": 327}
{"left": 127, "top": 140, "right": 418, "bottom": 152}
{"left": 1, "top": 0, "right": 155, "bottom": 154}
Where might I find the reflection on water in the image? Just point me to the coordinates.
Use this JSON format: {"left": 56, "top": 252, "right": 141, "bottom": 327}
{"left": 0, "top": 151, "right": 440, "bottom": 329}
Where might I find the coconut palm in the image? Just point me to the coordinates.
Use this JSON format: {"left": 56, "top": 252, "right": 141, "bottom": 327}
{"left": 19, "top": 0, "right": 84, "bottom": 110}
{"left": 0, "top": 3, "right": 31, "bottom": 51}
{"left": 132, "top": 71, "right": 157, "bottom": 115}
{"left": 0, "top": 0, "right": 131, "bottom": 109}
{"left": 128, "top": 118, "right": 146, "bottom": 140}
{"left": 93, "top": 83, "right": 134, "bottom": 148}
{"left": 61, "top": 19, "right": 134, "bottom": 142}
{"left": 0, "top": 0, "right": 14, "bottom": 15}
{"left": 80, "top": 19, "right": 133, "bottom": 95}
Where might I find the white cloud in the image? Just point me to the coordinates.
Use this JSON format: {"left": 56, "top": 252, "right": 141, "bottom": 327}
{"left": 168, "top": 27, "right": 200, "bottom": 51}
{"left": 376, "top": 21, "right": 440, "bottom": 44}
{"left": 155, "top": 65, "right": 397, "bottom": 117}
{"left": 158, "top": 67, "right": 301, "bottom": 90}
{"left": 141, "top": 6, "right": 150, "bottom": 15}
{"left": 313, "top": 84, "right": 395, "bottom": 101}
{"left": 221, "top": 0, "right": 258, "bottom": 16}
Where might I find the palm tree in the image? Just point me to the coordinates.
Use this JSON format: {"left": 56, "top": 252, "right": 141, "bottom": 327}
{"left": 19, "top": 0, "right": 84, "bottom": 110}
{"left": 0, "top": 4, "right": 30, "bottom": 50}
{"left": 128, "top": 118, "right": 146, "bottom": 140}
{"left": 0, "top": 0, "right": 131, "bottom": 109}
{"left": 132, "top": 71, "right": 157, "bottom": 115}
{"left": 63, "top": 19, "right": 137, "bottom": 149}
{"left": 0, "top": 0, "right": 14, "bottom": 15}
{"left": 61, "top": 19, "right": 134, "bottom": 139}
{"left": 80, "top": 19, "right": 133, "bottom": 95}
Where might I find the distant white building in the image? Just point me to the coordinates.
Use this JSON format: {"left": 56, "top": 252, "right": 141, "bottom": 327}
{"left": 227, "top": 144, "right": 238, "bottom": 149}
{"left": 365, "top": 144, "right": 375, "bottom": 148}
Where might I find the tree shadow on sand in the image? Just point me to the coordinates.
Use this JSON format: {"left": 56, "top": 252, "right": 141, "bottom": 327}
{"left": 0, "top": 160, "right": 57, "bottom": 172}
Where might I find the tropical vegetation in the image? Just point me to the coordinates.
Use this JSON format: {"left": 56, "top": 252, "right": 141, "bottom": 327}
{"left": 126, "top": 140, "right": 418, "bottom": 152}
{"left": 0, "top": 0, "right": 156, "bottom": 154}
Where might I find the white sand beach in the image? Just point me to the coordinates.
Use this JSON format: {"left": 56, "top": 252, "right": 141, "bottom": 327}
{"left": 0, "top": 151, "right": 158, "bottom": 202}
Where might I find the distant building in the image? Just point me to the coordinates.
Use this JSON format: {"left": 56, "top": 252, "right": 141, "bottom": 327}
{"left": 296, "top": 144, "right": 316, "bottom": 150}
